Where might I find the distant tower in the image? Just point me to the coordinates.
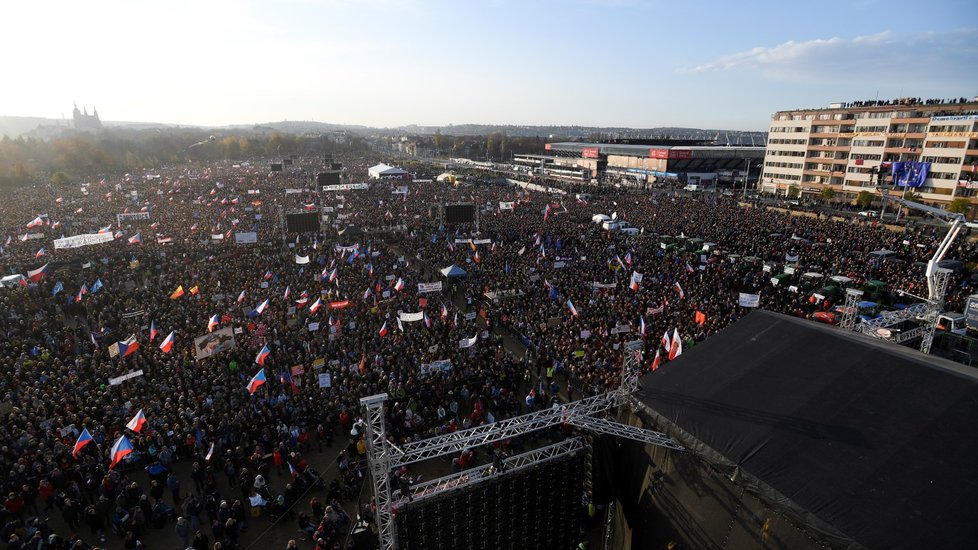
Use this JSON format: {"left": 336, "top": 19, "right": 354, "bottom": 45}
{"left": 72, "top": 102, "right": 102, "bottom": 132}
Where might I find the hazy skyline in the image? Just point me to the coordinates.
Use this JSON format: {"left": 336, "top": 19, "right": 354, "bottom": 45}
{"left": 3, "top": 0, "right": 976, "bottom": 131}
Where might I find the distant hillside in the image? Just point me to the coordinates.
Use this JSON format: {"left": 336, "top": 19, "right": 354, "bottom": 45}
{"left": 0, "top": 115, "right": 766, "bottom": 143}
{"left": 0, "top": 116, "right": 62, "bottom": 138}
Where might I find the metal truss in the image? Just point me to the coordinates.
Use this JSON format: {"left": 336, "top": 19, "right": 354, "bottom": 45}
{"left": 360, "top": 394, "right": 397, "bottom": 550}
{"left": 920, "top": 268, "right": 951, "bottom": 355}
{"left": 393, "top": 437, "right": 586, "bottom": 508}
{"left": 391, "top": 393, "right": 615, "bottom": 467}
{"left": 362, "top": 340, "right": 684, "bottom": 549}
{"left": 565, "top": 415, "right": 683, "bottom": 451}
{"left": 859, "top": 302, "right": 929, "bottom": 339}
{"left": 839, "top": 288, "right": 864, "bottom": 331}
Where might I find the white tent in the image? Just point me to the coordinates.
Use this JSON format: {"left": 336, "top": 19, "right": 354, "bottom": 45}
{"left": 368, "top": 163, "right": 410, "bottom": 180}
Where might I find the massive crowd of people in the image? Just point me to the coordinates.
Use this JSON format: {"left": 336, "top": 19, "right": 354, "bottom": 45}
{"left": 0, "top": 155, "right": 974, "bottom": 549}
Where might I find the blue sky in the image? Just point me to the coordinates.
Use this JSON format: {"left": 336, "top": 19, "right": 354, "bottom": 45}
{"left": 2, "top": 0, "right": 975, "bottom": 130}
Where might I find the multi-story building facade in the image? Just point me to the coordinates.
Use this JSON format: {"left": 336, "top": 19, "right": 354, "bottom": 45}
{"left": 760, "top": 97, "right": 978, "bottom": 216}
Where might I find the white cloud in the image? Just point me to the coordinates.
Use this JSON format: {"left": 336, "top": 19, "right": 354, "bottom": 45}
{"left": 678, "top": 29, "right": 978, "bottom": 84}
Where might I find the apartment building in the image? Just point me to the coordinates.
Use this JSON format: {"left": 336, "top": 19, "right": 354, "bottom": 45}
{"left": 760, "top": 97, "right": 978, "bottom": 214}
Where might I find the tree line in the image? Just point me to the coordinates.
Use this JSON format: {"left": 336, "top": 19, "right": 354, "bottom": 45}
{"left": 0, "top": 129, "right": 369, "bottom": 187}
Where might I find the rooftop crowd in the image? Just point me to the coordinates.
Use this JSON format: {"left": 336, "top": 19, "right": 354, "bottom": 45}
{"left": 0, "top": 155, "right": 974, "bottom": 549}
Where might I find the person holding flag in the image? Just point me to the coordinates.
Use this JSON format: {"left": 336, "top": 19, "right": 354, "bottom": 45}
{"left": 255, "top": 344, "right": 271, "bottom": 366}
{"left": 73, "top": 428, "right": 94, "bottom": 458}
{"left": 247, "top": 369, "right": 267, "bottom": 395}
{"left": 109, "top": 435, "right": 134, "bottom": 469}
{"left": 126, "top": 409, "right": 147, "bottom": 433}
{"left": 159, "top": 331, "right": 176, "bottom": 353}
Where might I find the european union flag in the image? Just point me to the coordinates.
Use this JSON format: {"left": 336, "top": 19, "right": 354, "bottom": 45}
{"left": 892, "top": 161, "right": 930, "bottom": 188}
{"left": 90, "top": 279, "right": 103, "bottom": 294}
{"left": 549, "top": 285, "right": 559, "bottom": 301}
{"left": 51, "top": 281, "right": 64, "bottom": 297}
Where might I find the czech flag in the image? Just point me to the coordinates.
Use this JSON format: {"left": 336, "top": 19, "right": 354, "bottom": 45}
{"left": 26, "top": 216, "right": 44, "bottom": 228}
{"left": 73, "top": 428, "right": 94, "bottom": 458}
{"left": 237, "top": 290, "right": 246, "bottom": 304}
{"left": 127, "top": 232, "right": 141, "bottom": 245}
{"left": 327, "top": 267, "right": 338, "bottom": 283}
{"left": 639, "top": 316, "right": 646, "bottom": 337}
{"left": 76, "top": 284, "right": 88, "bottom": 303}
{"left": 207, "top": 315, "right": 220, "bottom": 333}
{"left": 27, "top": 263, "right": 49, "bottom": 283}
{"left": 566, "top": 299, "right": 579, "bottom": 318}
{"left": 309, "top": 297, "right": 322, "bottom": 314}
{"left": 264, "top": 270, "right": 273, "bottom": 281}
{"left": 674, "top": 282, "right": 685, "bottom": 300}
{"left": 254, "top": 299, "right": 269, "bottom": 316}
{"left": 109, "top": 435, "right": 134, "bottom": 469}
{"left": 255, "top": 344, "right": 271, "bottom": 365}
{"left": 393, "top": 278, "right": 404, "bottom": 292}
{"left": 247, "top": 368, "right": 267, "bottom": 394}
{"left": 149, "top": 320, "right": 158, "bottom": 343}
{"left": 159, "top": 331, "right": 175, "bottom": 353}
{"left": 378, "top": 321, "right": 389, "bottom": 338}
{"left": 170, "top": 285, "right": 185, "bottom": 299}
{"left": 288, "top": 462, "right": 299, "bottom": 479}
{"left": 283, "top": 285, "right": 291, "bottom": 300}
{"left": 126, "top": 409, "right": 147, "bottom": 433}
{"left": 36, "top": 247, "right": 46, "bottom": 259}
{"left": 280, "top": 370, "right": 300, "bottom": 395}
{"left": 118, "top": 334, "right": 139, "bottom": 357}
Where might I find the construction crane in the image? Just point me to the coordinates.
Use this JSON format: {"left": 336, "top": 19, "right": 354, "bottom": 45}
{"left": 853, "top": 190, "right": 968, "bottom": 353}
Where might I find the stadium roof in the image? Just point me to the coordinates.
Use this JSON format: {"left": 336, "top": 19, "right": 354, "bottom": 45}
{"left": 546, "top": 142, "right": 764, "bottom": 158}
{"left": 635, "top": 310, "right": 978, "bottom": 549}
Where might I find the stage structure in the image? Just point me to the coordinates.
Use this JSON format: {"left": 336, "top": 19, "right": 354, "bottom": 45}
{"left": 359, "top": 341, "right": 684, "bottom": 550}
{"left": 856, "top": 193, "right": 963, "bottom": 354}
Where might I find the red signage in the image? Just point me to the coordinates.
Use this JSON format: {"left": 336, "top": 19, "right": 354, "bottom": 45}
{"left": 329, "top": 300, "right": 350, "bottom": 309}
{"left": 669, "top": 149, "right": 692, "bottom": 160}
{"left": 581, "top": 147, "right": 600, "bottom": 159}
{"left": 649, "top": 148, "right": 669, "bottom": 159}
{"left": 544, "top": 143, "right": 552, "bottom": 151}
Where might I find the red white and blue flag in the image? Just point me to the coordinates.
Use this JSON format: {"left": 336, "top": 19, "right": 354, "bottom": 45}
{"left": 248, "top": 368, "right": 267, "bottom": 394}
{"left": 237, "top": 290, "right": 246, "bottom": 304}
{"left": 255, "top": 344, "right": 271, "bottom": 365}
{"left": 393, "top": 278, "right": 404, "bottom": 292}
{"left": 254, "top": 299, "right": 269, "bottom": 316}
{"left": 109, "top": 435, "right": 134, "bottom": 469}
{"left": 639, "top": 316, "right": 646, "bottom": 337}
{"left": 27, "top": 263, "right": 49, "bottom": 283}
{"left": 159, "top": 331, "right": 175, "bottom": 353}
{"left": 126, "top": 409, "right": 147, "bottom": 433}
{"left": 309, "top": 297, "right": 322, "bottom": 314}
{"left": 566, "top": 299, "right": 579, "bottom": 317}
{"left": 378, "top": 321, "right": 389, "bottom": 337}
{"left": 73, "top": 428, "right": 94, "bottom": 458}
{"left": 264, "top": 270, "right": 273, "bottom": 281}
{"left": 26, "top": 216, "right": 44, "bottom": 228}
{"left": 207, "top": 315, "right": 220, "bottom": 333}
{"left": 118, "top": 334, "right": 139, "bottom": 357}
{"left": 127, "top": 232, "right": 142, "bottom": 245}
{"left": 149, "top": 321, "right": 158, "bottom": 343}
{"left": 283, "top": 285, "right": 291, "bottom": 300}
{"left": 35, "top": 247, "right": 46, "bottom": 259}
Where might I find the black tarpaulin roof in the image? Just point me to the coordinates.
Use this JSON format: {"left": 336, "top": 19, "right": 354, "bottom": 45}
{"left": 636, "top": 310, "right": 978, "bottom": 549}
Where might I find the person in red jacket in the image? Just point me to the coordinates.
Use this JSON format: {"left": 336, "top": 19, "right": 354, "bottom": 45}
{"left": 3, "top": 492, "right": 24, "bottom": 520}
{"left": 38, "top": 479, "right": 54, "bottom": 512}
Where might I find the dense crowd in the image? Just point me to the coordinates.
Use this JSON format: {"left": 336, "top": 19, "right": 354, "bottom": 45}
{"left": 0, "top": 155, "right": 974, "bottom": 549}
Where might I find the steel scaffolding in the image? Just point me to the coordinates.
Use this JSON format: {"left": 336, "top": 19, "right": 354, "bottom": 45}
{"left": 359, "top": 340, "right": 683, "bottom": 550}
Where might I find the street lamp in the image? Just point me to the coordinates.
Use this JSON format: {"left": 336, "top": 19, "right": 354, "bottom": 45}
{"left": 741, "top": 158, "right": 752, "bottom": 198}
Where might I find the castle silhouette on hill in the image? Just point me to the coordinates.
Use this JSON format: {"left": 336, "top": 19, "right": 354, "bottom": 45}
{"left": 72, "top": 102, "right": 101, "bottom": 131}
